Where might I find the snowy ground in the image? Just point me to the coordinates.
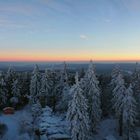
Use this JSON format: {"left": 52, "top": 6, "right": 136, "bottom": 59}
{"left": 0, "top": 107, "right": 124, "bottom": 140}
{"left": 0, "top": 108, "right": 31, "bottom": 140}
{"left": 93, "top": 117, "right": 121, "bottom": 140}
{"left": 0, "top": 106, "right": 70, "bottom": 140}
{"left": 39, "top": 107, "right": 70, "bottom": 139}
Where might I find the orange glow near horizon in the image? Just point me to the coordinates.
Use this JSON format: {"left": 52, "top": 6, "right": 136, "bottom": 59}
{"left": 0, "top": 51, "right": 140, "bottom": 62}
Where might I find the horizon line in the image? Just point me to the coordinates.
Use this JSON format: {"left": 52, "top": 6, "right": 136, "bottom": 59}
{"left": 0, "top": 59, "right": 139, "bottom": 63}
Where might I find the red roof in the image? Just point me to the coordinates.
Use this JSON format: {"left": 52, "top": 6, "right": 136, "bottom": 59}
{"left": 3, "top": 107, "right": 15, "bottom": 114}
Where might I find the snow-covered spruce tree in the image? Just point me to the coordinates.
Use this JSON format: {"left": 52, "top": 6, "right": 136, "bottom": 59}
{"left": 123, "top": 84, "right": 137, "bottom": 140}
{"left": 47, "top": 68, "right": 59, "bottom": 111}
{"left": 110, "top": 64, "right": 121, "bottom": 88}
{"left": 132, "top": 62, "right": 140, "bottom": 83}
{"left": 56, "top": 84, "right": 71, "bottom": 111}
{"left": 131, "top": 63, "right": 140, "bottom": 95}
{"left": 31, "top": 100, "right": 42, "bottom": 130}
{"left": 82, "top": 60, "right": 102, "bottom": 131}
{"left": 61, "top": 61, "right": 68, "bottom": 83}
{"left": 11, "top": 79, "right": 21, "bottom": 98}
{"left": 81, "top": 60, "right": 96, "bottom": 96}
{"left": 131, "top": 63, "right": 140, "bottom": 125}
{"left": 0, "top": 77, "right": 8, "bottom": 106}
{"left": 54, "top": 62, "right": 69, "bottom": 111}
{"left": 10, "top": 79, "right": 21, "bottom": 106}
{"left": 67, "top": 72, "right": 90, "bottom": 140}
{"left": 56, "top": 61, "right": 69, "bottom": 98}
{"left": 30, "top": 65, "right": 41, "bottom": 104}
{"left": 112, "top": 72, "right": 126, "bottom": 136}
{"left": 5, "top": 65, "right": 16, "bottom": 99}
{"left": 39, "top": 69, "right": 52, "bottom": 107}
{"left": 6, "top": 65, "right": 16, "bottom": 81}
{"left": 107, "top": 65, "right": 121, "bottom": 115}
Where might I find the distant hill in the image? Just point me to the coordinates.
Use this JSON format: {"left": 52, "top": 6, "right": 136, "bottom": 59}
{"left": 0, "top": 62, "right": 136, "bottom": 74}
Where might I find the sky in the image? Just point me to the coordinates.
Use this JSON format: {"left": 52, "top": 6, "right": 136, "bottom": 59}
{"left": 0, "top": 0, "right": 140, "bottom": 62}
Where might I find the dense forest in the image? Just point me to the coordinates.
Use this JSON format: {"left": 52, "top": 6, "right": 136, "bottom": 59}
{"left": 0, "top": 61, "right": 140, "bottom": 140}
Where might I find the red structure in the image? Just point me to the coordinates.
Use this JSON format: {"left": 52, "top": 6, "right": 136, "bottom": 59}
{"left": 3, "top": 107, "right": 15, "bottom": 114}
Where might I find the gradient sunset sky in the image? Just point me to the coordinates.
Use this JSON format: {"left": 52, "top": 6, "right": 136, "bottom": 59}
{"left": 0, "top": 0, "right": 140, "bottom": 62}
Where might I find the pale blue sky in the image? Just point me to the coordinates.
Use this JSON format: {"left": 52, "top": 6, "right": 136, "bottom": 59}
{"left": 0, "top": 0, "right": 140, "bottom": 61}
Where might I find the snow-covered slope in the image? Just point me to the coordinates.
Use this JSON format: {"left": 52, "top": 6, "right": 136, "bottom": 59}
{"left": 39, "top": 106, "right": 70, "bottom": 139}
{"left": 0, "top": 108, "right": 31, "bottom": 140}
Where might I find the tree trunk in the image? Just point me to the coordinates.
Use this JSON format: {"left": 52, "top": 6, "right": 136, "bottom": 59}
{"left": 52, "top": 96, "right": 56, "bottom": 112}
{"left": 119, "top": 113, "right": 123, "bottom": 136}
{"left": 127, "top": 122, "right": 130, "bottom": 140}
